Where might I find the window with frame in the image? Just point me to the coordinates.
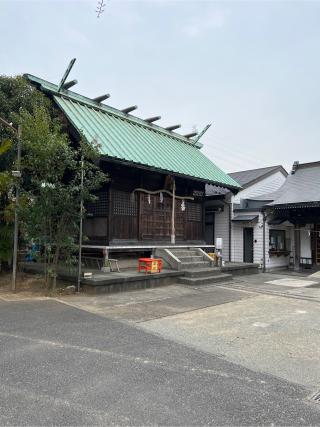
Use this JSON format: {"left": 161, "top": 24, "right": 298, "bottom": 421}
{"left": 269, "top": 230, "right": 286, "bottom": 251}
{"left": 187, "top": 202, "right": 202, "bottom": 222}
{"left": 86, "top": 192, "right": 108, "bottom": 217}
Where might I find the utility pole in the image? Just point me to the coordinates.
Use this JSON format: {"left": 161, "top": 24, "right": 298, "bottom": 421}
{"left": 77, "top": 157, "right": 84, "bottom": 293}
{"left": 12, "top": 125, "right": 22, "bottom": 292}
{"left": 0, "top": 117, "right": 21, "bottom": 292}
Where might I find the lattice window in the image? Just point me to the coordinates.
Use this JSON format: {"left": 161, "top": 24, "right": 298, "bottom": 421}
{"left": 113, "top": 190, "right": 137, "bottom": 216}
{"left": 187, "top": 202, "right": 202, "bottom": 222}
{"left": 86, "top": 192, "right": 108, "bottom": 217}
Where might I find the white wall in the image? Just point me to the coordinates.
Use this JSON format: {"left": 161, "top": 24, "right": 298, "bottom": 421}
{"left": 253, "top": 214, "right": 264, "bottom": 265}
{"left": 230, "top": 212, "right": 263, "bottom": 265}
{"left": 232, "top": 171, "right": 286, "bottom": 204}
{"left": 214, "top": 206, "right": 230, "bottom": 261}
{"left": 300, "top": 226, "right": 312, "bottom": 258}
{"left": 230, "top": 213, "right": 294, "bottom": 269}
{"left": 212, "top": 170, "right": 288, "bottom": 265}
{"left": 231, "top": 222, "right": 244, "bottom": 262}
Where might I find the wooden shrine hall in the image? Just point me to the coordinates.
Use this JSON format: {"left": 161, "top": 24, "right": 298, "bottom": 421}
{"left": 25, "top": 71, "right": 240, "bottom": 251}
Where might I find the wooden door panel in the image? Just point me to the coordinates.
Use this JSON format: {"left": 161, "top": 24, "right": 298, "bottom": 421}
{"left": 110, "top": 190, "right": 138, "bottom": 240}
{"left": 139, "top": 193, "right": 187, "bottom": 241}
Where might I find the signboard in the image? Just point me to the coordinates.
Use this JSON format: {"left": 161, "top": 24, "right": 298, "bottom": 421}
{"left": 215, "top": 237, "right": 223, "bottom": 250}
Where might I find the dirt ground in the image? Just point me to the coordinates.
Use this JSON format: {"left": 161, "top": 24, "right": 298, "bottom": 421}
{"left": 0, "top": 272, "right": 69, "bottom": 296}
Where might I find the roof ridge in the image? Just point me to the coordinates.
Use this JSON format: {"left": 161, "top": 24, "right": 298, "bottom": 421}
{"left": 295, "top": 161, "right": 320, "bottom": 170}
{"left": 24, "top": 73, "right": 202, "bottom": 149}
{"left": 229, "top": 165, "right": 283, "bottom": 175}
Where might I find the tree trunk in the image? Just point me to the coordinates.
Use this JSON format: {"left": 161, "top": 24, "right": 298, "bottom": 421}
{"left": 52, "top": 246, "right": 60, "bottom": 291}
{"left": 44, "top": 245, "right": 49, "bottom": 289}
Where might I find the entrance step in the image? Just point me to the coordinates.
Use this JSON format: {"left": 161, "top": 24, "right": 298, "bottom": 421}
{"left": 180, "top": 261, "right": 211, "bottom": 270}
{"left": 183, "top": 267, "right": 222, "bottom": 278}
{"left": 170, "top": 250, "right": 199, "bottom": 257}
{"left": 178, "top": 273, "right": 232, "bottom": 286}
{"left": 178, "top": 255, "right": 204, "bottom": 263}
{"left": 154, "top": 247, "right": 214, "bottom": 271}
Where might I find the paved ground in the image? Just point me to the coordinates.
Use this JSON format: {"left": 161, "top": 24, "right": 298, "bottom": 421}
{"left": 1, "top": 271, "right": 320, "bottom": 425}
{"left": 140, "top": 293, "right": 320, "bottom": 389}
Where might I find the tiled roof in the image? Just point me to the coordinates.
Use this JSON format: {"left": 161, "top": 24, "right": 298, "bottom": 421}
{"left": 206, "top": 165, "right": 287, "bottom": 196}
{"left": 267, "top": 162, "right": 320, "bottom": 207}
{"left": 229, "top": 165, "right": 287, "bottom": 188}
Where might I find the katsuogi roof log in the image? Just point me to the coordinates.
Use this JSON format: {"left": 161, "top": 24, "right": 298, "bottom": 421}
{"left": 93, "top": 94, "right": 111, "bottom": 103}
{"left": 165, "top": 124, "right": 181, "bottom": 131}
{"left": 144, "top": 116, "right": 161, "bottom": 123}
{"left": 24, "top": 73, "right": 241, "bottom": 190}
{"left": 121, "top": 105, "right": 138, "bottom": 114}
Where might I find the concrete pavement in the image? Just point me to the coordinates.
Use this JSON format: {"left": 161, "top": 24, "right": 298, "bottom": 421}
{"left": 1, "top": 272, "right": 320, "bottom": 425}
{"left": 1, "top": 298, "right": 320, "bottom": 426}
{"left": 140, "top": 293, "right": 320, "bottom": 389}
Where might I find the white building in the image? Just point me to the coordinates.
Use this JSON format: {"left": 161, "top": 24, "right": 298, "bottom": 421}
{"left": 260, "top": 161, "right": 320, "bottom": 271}
{"left": 206, "top": 161, "right": 320, "bottom": 271}
{"left": 205, "top": 165, "right": 290, "bottom": 270}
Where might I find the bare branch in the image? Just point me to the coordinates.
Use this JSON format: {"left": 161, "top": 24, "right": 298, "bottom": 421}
{"left": 96, "top": 0, "right": 107, "bottom": 18}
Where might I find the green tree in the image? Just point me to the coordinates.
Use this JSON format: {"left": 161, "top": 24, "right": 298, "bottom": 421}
{"left": 0, "top": 76, "right": 107, "bottom": 285}
{"left": 0, "top": 76, "right": 51, "bottom": 269}
{"left": 0, "top": 139, "right": 14, "bottom": 271}
{"left": 19, "top": 105, "right": 106, "bottom": 289}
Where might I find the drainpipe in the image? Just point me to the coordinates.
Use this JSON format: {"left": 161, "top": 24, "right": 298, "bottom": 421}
{"left": 262, "top": 211, "right": 267, "bottom": 273}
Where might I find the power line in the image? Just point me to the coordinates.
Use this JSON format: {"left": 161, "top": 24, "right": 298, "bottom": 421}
{"left": 203, "top": 139, "right": 267, "bottom": 170}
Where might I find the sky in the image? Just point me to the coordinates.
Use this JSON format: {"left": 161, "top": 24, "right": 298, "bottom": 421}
{"left": 1, "top": 0, "right": 320, "bottom": 173}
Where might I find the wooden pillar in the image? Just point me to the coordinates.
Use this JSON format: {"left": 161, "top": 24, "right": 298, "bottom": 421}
{"left": 171, "top": 177, "right": 176, "bottom": 244}
{"left": 107, "top": 186, "right": 112, "bottom": 244}
{"left": 294, "top": 227, "right": 301, "bottom": 271}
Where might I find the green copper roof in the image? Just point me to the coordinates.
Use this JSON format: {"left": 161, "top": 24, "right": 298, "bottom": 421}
{"left": 24, "top": 74, "right": 240, "bottom": 189}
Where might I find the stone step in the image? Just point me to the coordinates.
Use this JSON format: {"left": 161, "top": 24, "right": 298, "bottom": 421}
{"left": 180, "top": 261, "right": 211, "bottom": 270}
{"left": 178, "top": 255, "right": 204, "bottom": 263}
{"left": 170, "top": 250, "right": 199, "bottom": 257}
{"left": 178, "top": 273, "right": 233, "bottom": 286}
{"left": 183, "top": 268, "right": 221, "bottom": 278}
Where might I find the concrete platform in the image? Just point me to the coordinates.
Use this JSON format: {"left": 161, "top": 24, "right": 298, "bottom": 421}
{"left": 20, "top": 262, "right": 182, "bottom": 294}
{"left": 20, "top": 261, "right": 259, "bottom": 294}
{"left": 81, "top": 269, "right": 182, "bottom": 294}
{"left": 222, "top": 262, "right": 260, "bottom": 275}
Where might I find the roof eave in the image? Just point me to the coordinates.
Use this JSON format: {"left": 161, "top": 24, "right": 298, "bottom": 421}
{"left": 266, "top": 201, "right": 320, "bottom": 209}
{"left": 100, "top": 156, "right": 241, "bottom": 191}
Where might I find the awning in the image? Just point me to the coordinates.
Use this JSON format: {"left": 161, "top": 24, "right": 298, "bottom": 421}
{"left": 232, "top": 214, "right": 258, "bottom": 222}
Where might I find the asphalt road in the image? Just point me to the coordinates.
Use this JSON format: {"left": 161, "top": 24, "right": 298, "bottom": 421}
{"left": 0, "top": 298, "right": 320, "bottom": 426}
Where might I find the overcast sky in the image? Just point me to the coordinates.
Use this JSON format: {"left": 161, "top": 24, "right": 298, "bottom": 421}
{"left": 1, "top": 0, "right": 319, "bottom": 173}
